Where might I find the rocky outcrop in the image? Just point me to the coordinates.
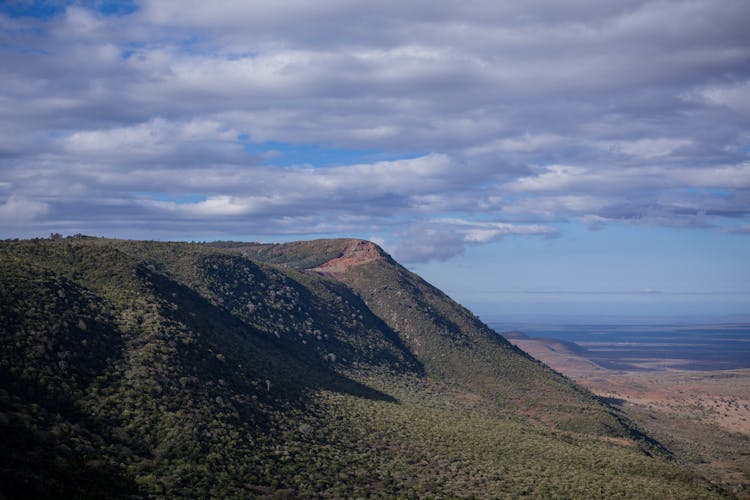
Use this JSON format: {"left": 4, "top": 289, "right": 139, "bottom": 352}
{"left": 306, "top": 240, "right": 384, "bottom": 275}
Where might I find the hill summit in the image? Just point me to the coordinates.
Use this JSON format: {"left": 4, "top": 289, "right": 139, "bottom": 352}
{"left": 307, "top": 239, "right": 385, "bottom": 275}
{"left": 0, "top": 237, "right": 719, "bottom": 497}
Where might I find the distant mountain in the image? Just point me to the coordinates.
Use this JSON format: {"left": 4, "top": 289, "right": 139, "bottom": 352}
{"left": 0, "top": 237, "right": 721, "bottom": 498}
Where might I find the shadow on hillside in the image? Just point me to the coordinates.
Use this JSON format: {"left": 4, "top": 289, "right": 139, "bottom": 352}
{"left": 143, "top": 268, "right": 398, "bottom": 404}
{"left": 304, "top": 277, "right": 425, "bottom": 375}
{"left": 598, "top": 396, "right": 627, "bottom": 407}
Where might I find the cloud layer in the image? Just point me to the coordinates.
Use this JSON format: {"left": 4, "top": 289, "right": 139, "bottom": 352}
{"left": 1, "top": 1, "right": 749, "bottom": 260}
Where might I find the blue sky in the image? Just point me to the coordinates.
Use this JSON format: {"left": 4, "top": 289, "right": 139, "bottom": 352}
{"left": 413, "top": 224, "right": 750, "bottom": 322}
{"left": 1, "top": 1, "right": 749, "bottom": 320}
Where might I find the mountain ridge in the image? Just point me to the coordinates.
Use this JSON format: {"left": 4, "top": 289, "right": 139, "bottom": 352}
{"left": 0, "top": 236, "right": 723, "bottom": 498}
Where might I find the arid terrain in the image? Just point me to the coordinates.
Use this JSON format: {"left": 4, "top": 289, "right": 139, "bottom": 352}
{"left": 504, "top": 329, "right": 750, "bottom": 498}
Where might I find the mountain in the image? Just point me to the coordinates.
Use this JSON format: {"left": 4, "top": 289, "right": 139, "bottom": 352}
{"left": 234, "top": 239, "right": 632, "bottom": 433}
{"left": 0, "top": 237, "right": 722, "bottom": 498}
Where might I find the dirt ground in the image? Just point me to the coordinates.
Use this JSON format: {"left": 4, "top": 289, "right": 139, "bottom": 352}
{"left": 510, "top": 337, "right": 750, "bottom": 498}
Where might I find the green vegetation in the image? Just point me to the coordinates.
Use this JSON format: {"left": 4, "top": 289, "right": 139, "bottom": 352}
{"left": 0, "top": 236, "right": 725, "bottom": 497}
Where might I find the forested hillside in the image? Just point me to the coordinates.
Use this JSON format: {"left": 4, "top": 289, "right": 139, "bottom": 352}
{"left": 0, "top": 237, "right": 722, "bottom": 498}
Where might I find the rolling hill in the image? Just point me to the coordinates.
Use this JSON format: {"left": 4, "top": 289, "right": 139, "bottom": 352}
{"left": 0, "top": 236, "right": 723, "bottom": 497}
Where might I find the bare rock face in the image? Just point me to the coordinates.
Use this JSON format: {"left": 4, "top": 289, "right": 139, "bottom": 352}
{"left": 306, "top": 240, "right": 383, "bottom": 275}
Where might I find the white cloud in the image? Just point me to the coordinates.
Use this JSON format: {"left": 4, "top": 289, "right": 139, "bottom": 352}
{"left": 602, "top": 138, "right": 693, "bottom": 159}
{"left": 129, "top": 153, "right": 462, "bottom": 220}
{"left": 437, "top": 218, "right": 557, "bottom": 241}
{"left": 506, "top": 165, "right": 591, "bottom": 192}
{"left": 0, "top": 195, "right": 49, "bottom": 225}
{"left": 506, "top": 163, "right": 750, "bottom": 194}
{"left": 0, "top": 1, "right": 749, "bottom": 249}
{"left": 62, "top": 118, "right": 238, "bottom": 157}
{"left": 502, "top": 195, "right": 613, "bottom": 218}
{"left": 468, "top": 134, "right": 566, "bottom": 155}
{"left": 680, "top": 163, "right": 750, "bottom": 189}
{"left": 141, "top": 195, "right": 255, "bottom": 217}
{"left": 392, "top": 218, "right": 557, "bottom": 263}
{"left": 691, "top": 81, "right": 750, "bottom": 114}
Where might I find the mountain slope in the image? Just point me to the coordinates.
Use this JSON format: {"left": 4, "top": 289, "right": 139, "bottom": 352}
{"left": 0, "top": 237, "right": 723, "bottom": 498}
{"left": 237, "top": 239, "right": 638, "bottom": 435}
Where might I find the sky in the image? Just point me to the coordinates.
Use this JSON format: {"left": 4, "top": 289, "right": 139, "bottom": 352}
{"left": 1, "top": 0, "right": 749, "bottom": 321}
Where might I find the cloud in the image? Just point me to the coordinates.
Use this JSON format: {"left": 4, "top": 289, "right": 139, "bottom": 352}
{"left": 725, "top": 224, "right": 750, "bottom": 235}
{"left": 390, "top": 218, "right": 558, "bottom": 263}
{"left": 600, "top": 138, "right": 694, "bottom": 159}
{"left": 124, "top": 153, "right": 472, "bottom": 224}
{"left": 0, "top": 195, "right": 50, "bottom": 225}
{"left": 687, "top": 80, "right": 750, "bottom": 114}
{"left": 0, "top": 1, "right": 749, "bottom": 247}
{"left": 143, "top": 195, "right": 257, "bottom": 217}
{"left": 468, "top": 134, "right": 566, "bottom": 155}
{"left": 62, "top": 118, "right": 236, "bottom": 155}
{"left": 505, "top": 163, "right": 750, "bottom": 194}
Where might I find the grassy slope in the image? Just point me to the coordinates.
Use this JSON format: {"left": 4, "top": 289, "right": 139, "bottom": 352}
{"left": 0, "top": 237, "right": 725, "bottom": 498}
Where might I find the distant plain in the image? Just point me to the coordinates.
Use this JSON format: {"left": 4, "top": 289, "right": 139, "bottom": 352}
{"left": 491, "top": 322, "right": 750, "bottom": 497}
